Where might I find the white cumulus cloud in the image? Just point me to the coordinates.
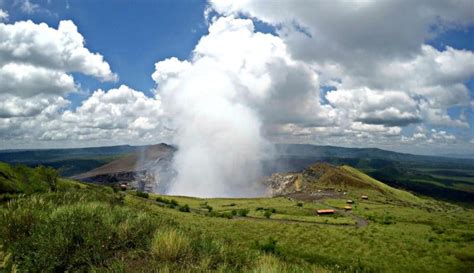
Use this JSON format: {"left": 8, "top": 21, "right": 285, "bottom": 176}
{"left": 0, "top": 19, "right": 117, "bottom": 118}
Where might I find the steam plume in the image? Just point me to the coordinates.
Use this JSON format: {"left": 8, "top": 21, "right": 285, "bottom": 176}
{"left": 152, "top": 16, "right": 319, "bottom": 197}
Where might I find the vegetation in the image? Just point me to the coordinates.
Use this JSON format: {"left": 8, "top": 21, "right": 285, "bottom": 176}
{"left": 255, "top": 237, "right": 279, "bottom": 254}
{"left": 237, "top": 208, "right": 250, "bottom": 217}
{"left": 264, "top": 210, "right": 272, "bottom": 218}
{"left": 179, "top": 204, "right": 190, "bottom": 212}
{"left": 1, "top": 162, "right": 473, "bottom": 272}
{"left": 136, "top": 191, "right": 149, "bottom": 199}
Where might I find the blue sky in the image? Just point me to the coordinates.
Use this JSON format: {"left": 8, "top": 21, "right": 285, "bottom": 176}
{"left": 0, "top": 0, "right": 473, "bottom": 155}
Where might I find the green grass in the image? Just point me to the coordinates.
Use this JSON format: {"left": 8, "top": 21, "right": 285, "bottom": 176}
{"left": 138, "top": 194, "right": 474, "bottom": 272}
{"left": 1, "top": 162, "right": 473, "bottom": 272}
{"left": 342, "top": 165, "right": 423, "bottom": 205}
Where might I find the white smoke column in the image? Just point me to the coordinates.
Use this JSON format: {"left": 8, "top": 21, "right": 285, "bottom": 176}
{"left": 155, "top": 59, "right": 268, "bottom": 197}
{"left": 152, "top": 16, "right": 319, "bottom": 197}
{"left": 171, "top": 69, "right": 266, "bottom": 197}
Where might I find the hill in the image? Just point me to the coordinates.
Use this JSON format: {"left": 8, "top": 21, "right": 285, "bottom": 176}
{"left": 0, "top": 162, "right": 84, "bottom": 195}
{"left": 73, "top": 143, "right": 176, "bottom": 192}
{"left": 265, "top": 162, "right": 422, "bottom": 205}
{"left": 1, "top": 161, "right": 473, "bottom": 272}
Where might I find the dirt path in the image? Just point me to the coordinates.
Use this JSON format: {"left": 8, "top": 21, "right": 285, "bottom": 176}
{"left": 241, "top": 215, "right": 358, "bottom": 228}
{"left": 343, "top": 212, "right": 368, "bottom": 227}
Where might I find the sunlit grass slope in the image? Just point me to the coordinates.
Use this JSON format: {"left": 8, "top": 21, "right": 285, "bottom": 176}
{"left": 341, "top": 165, "right": 423, "bottom": 205}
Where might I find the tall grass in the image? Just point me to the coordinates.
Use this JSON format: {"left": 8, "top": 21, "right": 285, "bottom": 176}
{"left": 151, "top": 228, "right": 191, "bottom": 261}
{"left": 0, "top": 191, "right": 159, "bottom": 271}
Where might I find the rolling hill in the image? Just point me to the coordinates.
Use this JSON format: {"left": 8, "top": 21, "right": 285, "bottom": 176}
{"left": 265, "top": 162, "right": 422, "bottom": 205}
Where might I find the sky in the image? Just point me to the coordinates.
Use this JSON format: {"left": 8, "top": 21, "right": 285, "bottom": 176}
{"left": 0, "top": 0, "right": 473, "bottom": 156}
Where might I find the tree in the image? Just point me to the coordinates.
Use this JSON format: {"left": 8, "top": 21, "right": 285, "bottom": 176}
{"left": 14, "top": 164, "right": 30, "bottom": 184}
{"left": 264, "top": 210, "right": 272, "bottom": 219}
{"left": 37, "top": 166, "right": 59, "bottom": 191}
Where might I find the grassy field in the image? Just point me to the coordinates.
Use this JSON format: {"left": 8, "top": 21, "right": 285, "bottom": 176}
{"left": 1, "top": 162, "right": 474, "bottom": 272}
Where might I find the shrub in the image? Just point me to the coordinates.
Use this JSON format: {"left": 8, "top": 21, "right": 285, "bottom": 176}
{"left": 237, "top": 209, "right": 249, "bottom": 217}
{"left": 114, "top": 193, "right": 125, "bottom": 205}
{"left": 37, "top": 165, "right": 59, "bottom": 192}
{"left": 156, "top": 196, "right": 166, "bottom": 203}
{"left": 170, "top": 199, "right": 179, "bottom": 206}
{"left": 296, "top": 202, "right": 303, "bottom": 207}
{"left": 231, "top": 209, "right": 237, "bottom": 216}
{"left": 156, "top": 197, "right": 180, "bottom": 208}
{"left": 151, "top": 229, "right": 191, "bottom": 261}
{"left": 179, "top": 204, "right": 190, "bottom": 212}
{"left": 136, "top": 191, "right": 149, "bottom": 199}
{"left": 269, "top": 208, "right": 276, "bottom": 213}
{"left": 255, "top": 237, "right": 278, "bottom": 254}
{"left": 264, "top": 211, "right": 272, "bottom": 219}
{"left": 206, "top": 205, "right": 213, "bottom": 212}
{"left": 222, "top": 212, "right": 234, "bottom": 219}
{"left": 256, "top": 207, "right": 264, "bottom": 211}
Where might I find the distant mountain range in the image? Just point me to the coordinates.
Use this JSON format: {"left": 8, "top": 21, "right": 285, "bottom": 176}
{"left": 1, "top": 143, "right": 473, "bottom": 203}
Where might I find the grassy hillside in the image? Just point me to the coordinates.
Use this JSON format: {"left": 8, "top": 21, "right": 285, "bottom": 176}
{"left": 269, "top": 163, "right": 425, "bottom": 207}
{"left": 0, "top": 162, "right": 84, "bottom": 194}
{"left": 1, "top": 162, "right": 473, "bottom": 272}
{"left": 341, "top": 165, "right": 422, "bottom": 205}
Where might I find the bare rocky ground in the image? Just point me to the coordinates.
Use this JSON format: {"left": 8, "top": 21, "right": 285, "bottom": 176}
{"left": 74, "top": 143, "right": 176, "bottom": 192}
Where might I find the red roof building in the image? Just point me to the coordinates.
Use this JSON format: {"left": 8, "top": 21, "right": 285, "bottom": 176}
{"left": 317, "top": 209, "right": 336, "bottom": 215}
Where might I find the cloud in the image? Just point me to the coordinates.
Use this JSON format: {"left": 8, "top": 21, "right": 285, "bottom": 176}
{"left": 17, "top": 0, "right": 40, "bottom": 14}
{"left": 326, "top": 88, "right": 421, "bottom": 127}
{"left": 0, "top": 20, "right": 117, "bottom": 83}
{"left": 430, "top": 129, "right": 456, "bottom": 142}
{"left": 208, "top": 0, "right": 474, "bottom": 149}
{"left": 61, "top": 85, "right": 163, "bottom": 133}
{"left": 0, "top": 94, "right": 68, "bottom": 118}
{"left": 0, "top": 85, "right": 166, "bottom": 148}
{"left": 0, "top": 63, "right": 75, "bottom": 97}
{"left": 0, "top": 19, "right": 117, "bottom": 120}
{"left": 0, "top": 9, "right": 8, "bottom": 22}
{"left": 210, "top": 0, "right": 474, "bottom": 63}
